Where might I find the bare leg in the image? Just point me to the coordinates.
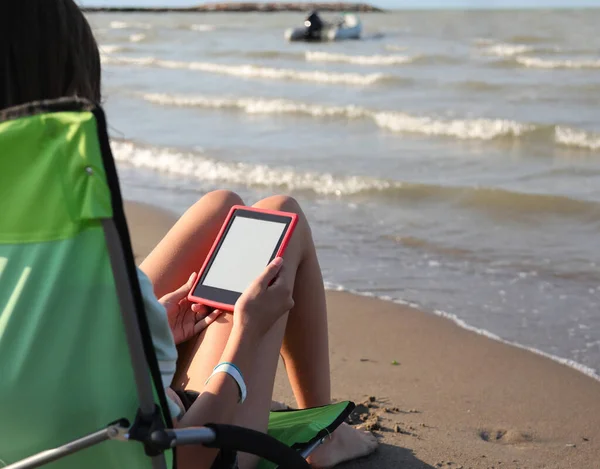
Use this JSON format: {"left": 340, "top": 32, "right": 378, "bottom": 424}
{"left": 252, "top": 196, "right": 331, "bottom": 408}
{"left": 251, "top": 197, "right": 378, "bottom": 469}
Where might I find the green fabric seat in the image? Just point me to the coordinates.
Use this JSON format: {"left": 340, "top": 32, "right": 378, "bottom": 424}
{"left": 0, "top": 98, "right": 353, "bottom": 469}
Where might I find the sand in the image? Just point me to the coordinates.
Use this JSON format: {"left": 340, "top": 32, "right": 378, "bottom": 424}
{"left": 125, "top": 200, "right": 600, "bottom": 469}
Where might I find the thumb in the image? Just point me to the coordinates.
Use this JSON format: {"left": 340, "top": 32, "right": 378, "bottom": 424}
{"left": 163, "top": 272, "right": 196, "bottom": 303}
{"left": 254, "top": 257, "right": 283, "bottom": 289}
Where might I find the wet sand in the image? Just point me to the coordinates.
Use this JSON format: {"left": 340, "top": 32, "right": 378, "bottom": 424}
{"left": 125, "top": 200, "right": 600, "bottom": 469}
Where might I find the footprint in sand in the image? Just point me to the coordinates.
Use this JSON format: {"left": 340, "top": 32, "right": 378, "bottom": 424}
{"left": 478, "top": 428, "right": 533, "bottom": 445}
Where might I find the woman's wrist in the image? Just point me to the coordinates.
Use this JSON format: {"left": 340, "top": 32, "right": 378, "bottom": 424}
{"left": 218, "top": 324, "right": 257, "bottom": 380}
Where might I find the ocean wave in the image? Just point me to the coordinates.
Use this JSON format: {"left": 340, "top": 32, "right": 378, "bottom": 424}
{"left": 555, "top": 127, "right": 600, "bottom": 151}
{"left": 190, "top": 24, "right": 217, "bottom": 32}
{"left": 141, "top": 93, "right": 370, "bottom": 118}
{"left": 110, "top": 140, "right": 396, "bottom": 195}
{"left": 515, "top": 56, "right": 600, "bottom": 70}
{"left": 129, "top": 33, "right": 146, "bottom": 43}
{"left": 141, "top": 93, "right": 538, "bottom": 142}
{"left": 305, "top": 51, "right": 416, "bottom": 66}
{"left": 374, "top": 113, "right": 531, "bottom": 141}
{"left": 110, "top": 21, "right": 152, "bottom": 30}
{"left": 481, "top": 43, "right": 535, "bottom": 57}
{"left": 101, "top": 55, "right": 388, "bottom": 85}
{"left": 111, "top": 140, "right": 600, "bottom": 222}
{"left": 99, "top": 44, "right": 127, "bottom": 54}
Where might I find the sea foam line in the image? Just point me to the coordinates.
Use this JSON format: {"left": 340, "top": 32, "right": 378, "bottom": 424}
{"left": 190, "top": 24, "right": 216, "bottom": 32}
{"left": 110, "top": 20, "right": 152, "bottom": 30}
{"left": 481, "top": 43, "right": 535, "bottom": 57}
{"left": 141, "top": 92, "right": 534, "bottom": 142}
{"left": 101, "top": 55, "right": 387, "bottom": 86}
{"left": 129, "top": 33, "right": 146, "bottom": 43}
{"left": 99, "top": 44, "right": 126, "bottom": 54}
{"left": 516, "top": 55, "right": 600, "bottom": 69}
{"left": 140, "top": 92, "right": 600, "bottom": 150}
{"left": 111, "top": 139, "right": 600, "bottom": 220}
{"left": 305, "top": 51, "right": 416, "bottom": 66}
{"left": 323, "top": 281, "right": 600, "bottom": 382}
{"left": 555, "top": 126, "right": 600, "bottom": 151}
{"left": 110, "top": 140, "right": 396, "bottom": 196}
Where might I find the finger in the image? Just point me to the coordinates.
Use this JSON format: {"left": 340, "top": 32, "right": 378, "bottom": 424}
{"left": 191, "top": 302, "right": 210, "bottom": 314}
{"left": 193, "top": 309, "right": 224, "bottom": 334}
{"left": 162, "top": 273, "right": 197, "bottom": 303}
{"left": 268, "top": 264, "right": 287, "bottom": 288}
{"left": 253, "top": 257, "right": 284, "bottom": 289}
{"left": 185, "top": 272, "right": 197, "bottom": 289}
{"left": 267, "top": 266, "right": 294, "bottom": 310}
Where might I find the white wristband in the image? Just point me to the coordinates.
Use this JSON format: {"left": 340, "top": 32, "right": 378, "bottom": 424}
{"left": 206, "top": 362, "right": 247, "bottom": 404}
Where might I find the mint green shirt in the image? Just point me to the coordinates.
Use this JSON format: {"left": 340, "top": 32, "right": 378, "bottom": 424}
{"left": 137, "top": 268, "right": 181, "bottom": 417}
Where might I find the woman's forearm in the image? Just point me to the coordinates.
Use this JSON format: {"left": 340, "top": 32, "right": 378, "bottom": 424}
{"left": 175, "top": 328, "right": 257, "bottom": 469}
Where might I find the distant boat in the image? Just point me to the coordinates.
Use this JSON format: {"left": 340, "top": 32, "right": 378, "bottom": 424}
{"left": 285, "top": 14, "right": 362, "bottom": 42}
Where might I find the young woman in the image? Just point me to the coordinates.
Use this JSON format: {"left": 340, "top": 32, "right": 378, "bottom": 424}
{"left": 1, "top": 2, "right": 377, "bottom": 468}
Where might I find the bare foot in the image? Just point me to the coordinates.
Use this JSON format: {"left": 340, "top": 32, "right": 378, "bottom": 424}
{"left": 308, "top": 423, "right": 378, "bottom": 468}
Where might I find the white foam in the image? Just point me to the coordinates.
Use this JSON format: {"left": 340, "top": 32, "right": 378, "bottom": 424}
{"left": 432, "top": 309, "right": 600, "bottom": 381}
{"left": 190, "top": 24, "right": 216, "bottom": 32}
{"left": 323, "top": 282, "right": 600, "bottom": 382}
{"left": 110, "top": 140, "right": 395, "bottom": 196}
{"left": 305, "top": 51, "right": 415, "bottom": 66}
{"left": 129, "top": 33, "right": 146, "bottom": 43}
{"left": 516, "top": 56, "right": 600, "bottom": 69}
{"left": 373, "top": 112, "right": 532, "bottom": 141}
{"left": 110, "top": 21, "right": 151, "bottom": 30}
{"left": 481, "top": 43, "right": 534, "bottom": 57}
{"left": 140, "top": 93, "right": 533, "bottom": 142}
{"left": 99, "top": 44, "right": 125, "bottom": 54}
{"left": 141, "top": 93, "right": 370, "bottom": 118}
{"left": 101, "top": 55, "right": 386, "bottom": 86}
{"left": 555, "top": 126, "right": 600, "bottom": 151}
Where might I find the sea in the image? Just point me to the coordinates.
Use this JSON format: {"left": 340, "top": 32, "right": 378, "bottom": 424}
{"left": 88, "top": 9, "right": 600, "bottom": 379}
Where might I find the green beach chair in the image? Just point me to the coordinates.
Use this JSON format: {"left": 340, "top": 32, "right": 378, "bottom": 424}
{"left": 0, "top": 98, "right": 354, "bottom": 469}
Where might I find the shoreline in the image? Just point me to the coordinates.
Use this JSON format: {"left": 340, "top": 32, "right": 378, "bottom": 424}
{"left": 328, "top": 283, "right": 600, "bottom": 384}
{"left": 83, "top": 2, "right": 384, "bottom": 13}
{"left": 125, "top": 199, "right": 600, "bottom": 469}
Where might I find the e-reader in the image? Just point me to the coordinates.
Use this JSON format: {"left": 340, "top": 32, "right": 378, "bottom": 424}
{"left": 187, "top": 205, "right": 298, "bottom": 311}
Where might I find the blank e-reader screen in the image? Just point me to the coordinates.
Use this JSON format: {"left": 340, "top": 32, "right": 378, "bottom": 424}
{"left": 202, "top": 216, "right": 287, "bottom": 293}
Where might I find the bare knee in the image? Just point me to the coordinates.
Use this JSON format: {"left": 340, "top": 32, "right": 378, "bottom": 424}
{"left": 253, "top": 195, "right": 303, "bottom": 216}
{"left": 184, "top": 190, "right": 244, "bottom": 221}
{"left": 202, "top": 190, "right": 244, "bottom": 213}
{"left": 253, "top": 195, "right": 313, "bottom": 242}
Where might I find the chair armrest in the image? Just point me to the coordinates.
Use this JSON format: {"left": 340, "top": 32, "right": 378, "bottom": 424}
{"left": 153, "top": 424, "right": 310, "bottom": 469}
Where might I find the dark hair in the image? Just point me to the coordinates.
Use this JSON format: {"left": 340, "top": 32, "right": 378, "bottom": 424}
{"left": 0, "top": 0, "right": 101, "bottom": 110}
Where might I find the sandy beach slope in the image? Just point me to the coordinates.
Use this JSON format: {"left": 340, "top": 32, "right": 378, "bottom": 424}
{"left": 125, "top": 200, "right": 600, "bottom": 469}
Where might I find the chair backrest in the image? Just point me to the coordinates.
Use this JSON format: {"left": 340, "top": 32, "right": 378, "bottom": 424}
{"left": 0, "top": 99, "right": 171, "bottom": 469}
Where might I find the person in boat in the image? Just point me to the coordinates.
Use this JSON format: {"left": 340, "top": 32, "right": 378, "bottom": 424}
{"left": 305, "top": 10, "right": 324, "bottom": 37}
